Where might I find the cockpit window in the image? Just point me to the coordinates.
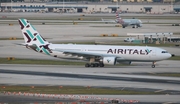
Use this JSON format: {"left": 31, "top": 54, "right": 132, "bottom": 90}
{"left": 161, "top": 51, "right": 168, "bottom": 53}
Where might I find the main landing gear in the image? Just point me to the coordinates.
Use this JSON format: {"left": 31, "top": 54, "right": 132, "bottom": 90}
{"left": 85, "top": 62, "right": 104, "bottom": 67}
{"left": 132, "top": 25, "right": 138, "bottom": 28}
{"left": 151, "top": 61, "right": 156, "bottom": 68}
{"left": 85, "top": 57, "right": 104, "bottom": 68}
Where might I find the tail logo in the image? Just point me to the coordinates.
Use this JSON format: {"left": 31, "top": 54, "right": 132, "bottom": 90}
{"left": 19, "top": 19, "right": 52, "bottom": 55}
{"left": 116, "top": 11, "right": 124, "bottom": 24}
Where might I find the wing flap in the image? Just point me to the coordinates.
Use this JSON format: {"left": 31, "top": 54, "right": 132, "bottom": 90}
{"left": 53, "top": 49, "right": 118, "bottom": 58}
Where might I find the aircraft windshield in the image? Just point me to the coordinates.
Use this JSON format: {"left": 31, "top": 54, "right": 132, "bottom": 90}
{"left": 161, "top": 51, "right": 168, "bottom": 53}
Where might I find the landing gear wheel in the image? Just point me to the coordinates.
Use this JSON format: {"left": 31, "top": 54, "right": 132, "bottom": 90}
{"left": 90, "top": 63, "right": 95, "bottom": 67}
{"left": 152, "top": 61, "right": 156, "bottom": 68}
{"left": 85, "top": 63, "right": 90, "bottom": 67}
{"left": 99, "top": 63, "right": 104, "bottom": 67}
{"left": 151, "top": 65, "right": 155, "bottom": 68}
{"left": 95, "top": 63, "right": 99, "bottom": 67}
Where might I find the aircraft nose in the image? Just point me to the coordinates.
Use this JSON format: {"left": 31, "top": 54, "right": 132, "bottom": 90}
{"left": 139, "top": 24, "right": 142, "bottom": 27}
{"left": 166, "top": 53, "right": 172, "bottom": 59}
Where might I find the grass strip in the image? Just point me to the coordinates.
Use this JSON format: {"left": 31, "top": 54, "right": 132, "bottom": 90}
{"left": 0, "top": 86, "right": 164, "bottom": 95}
{"left": 150, "top": 73, "right": 180, "bottom": 77}
{"left": 0, "top": 38, "right": 23, "bottom": 40}
{"left": 0, "top": 56, "right": 180, "bottom": 66}
{"left": 0, "top": 58, "right": 85, "bottom": 65}
{"left": 168, "top": 56, "right": 180, "bottom": 60}
{"left": 1, "top": 15, "right": 180, "bottom": 20}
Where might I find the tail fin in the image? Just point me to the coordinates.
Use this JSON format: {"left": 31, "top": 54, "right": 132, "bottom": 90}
{"left": 18, "top": 19, "right": 49, "bottom": 45}
{"left": 18, "top": 19, "right": 52, "bottom": 55}
{"left": 115, "top": 11, "right": 124, "bottom": 24}
{"left": 116, "top": 11, "right": 120, "bottom": 20}
{"left": 101, "top": 18, "right": 104, "bottom": 21}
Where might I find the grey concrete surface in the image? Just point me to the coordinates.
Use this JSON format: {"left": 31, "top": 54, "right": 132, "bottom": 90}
{"left": 0, "top": 13, "right": 180, "bottom": 104}
{"left": 0, "top": 22, "right": 180, "bottom": 59}
{"left": 0, "top": 62, "right": 180, "bottom": 91}
{"left": 1, "top": 23, "right": 180, "bottom": 38}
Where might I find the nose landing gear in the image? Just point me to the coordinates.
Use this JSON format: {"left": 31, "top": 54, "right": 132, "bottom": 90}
{"left": 151, "top": 61, "right": 156, "bottom": 68}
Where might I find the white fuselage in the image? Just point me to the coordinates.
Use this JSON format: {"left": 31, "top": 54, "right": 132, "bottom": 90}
{"left": 123, "top": 19, "right": 142, "bottom": 27}
{"left": 45, "top": 44, "right": 171, "bottom": 62}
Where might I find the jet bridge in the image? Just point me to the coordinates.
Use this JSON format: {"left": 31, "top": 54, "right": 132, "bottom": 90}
{"left": 127, "top": 32, "right": 173, "bottom": 44}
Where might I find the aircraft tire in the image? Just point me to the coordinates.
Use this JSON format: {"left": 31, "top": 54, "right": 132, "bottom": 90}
{"left": 99, "top": 63, "right": 104, "bottom": 67}
{"left": 95, "top": 63, "right": 99, "bottom": 67}
{"left": 90, "top": 63, "right": 95, "bottom": 67}
{"left": 85, "top": 63, "right": 90, "bottom": 67}
{"left": 151, "top": 65, "right": 155, "bottom": 68}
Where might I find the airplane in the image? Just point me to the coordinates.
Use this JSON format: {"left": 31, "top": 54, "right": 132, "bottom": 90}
{"left": 18, "top": 19, "right": 171, "bottom": 68}
{"left": 101, "top": 11, "right": 143, "bottom": 28}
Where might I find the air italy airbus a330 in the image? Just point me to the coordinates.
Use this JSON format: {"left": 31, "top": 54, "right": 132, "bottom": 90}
{"left": 18, "top": 19, "right": 171, "bottom": 68}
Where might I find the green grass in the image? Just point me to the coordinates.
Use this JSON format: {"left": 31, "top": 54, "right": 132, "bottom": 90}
{"left": 1, "top": 15, "right": 180, "bottom": 20}
{"left": 0, "top": 58, "right": 85, "bottom": 65}
{"left": 168, "top": 56, "right": 180, "bottom": 60}
{"left": 0, "top": 38, "right": 23, "bottom": 40}
{"left": 0, "top": 53, "right": 180, "bottom": 66}
{"left": 150, "top": 73, "right": 180, "bottom": 77}
{"left": 0, "top": 86, "right": 164, "bottom": 95}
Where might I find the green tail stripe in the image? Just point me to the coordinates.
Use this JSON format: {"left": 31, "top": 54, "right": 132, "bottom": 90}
{"left": 42, "top": 48, "right": 50, "bottom": 55}
{"left": 21, "top": 19, "right": 27, "bottom": 27}
{"left": 26, "top": 30, "right": 34, "bottom": 39}
{"left": 37, "top": 35, "right": 45, "bottom": 44}
{"left": 36, "top": 47, "right": 40, "bottom": 51}
{"left": 146, "top": 49, "right": 150, "bottom": 53}
{"left": 31, "top": 25, "right": 36, "bottom": 31}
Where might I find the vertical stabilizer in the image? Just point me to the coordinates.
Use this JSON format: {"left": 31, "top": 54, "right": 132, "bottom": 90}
{"left": 18, "top": 19, "right": 49, "bottom": 45}
{"left": 18, "top": 19, "right": 52, "bottom": 55}
{"left": 115, "top": 11, "right": 124, "bottom": 24}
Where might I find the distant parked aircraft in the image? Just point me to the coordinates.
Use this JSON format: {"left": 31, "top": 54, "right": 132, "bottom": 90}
{"left": 102, "top": 11, "right": 142, "bottom": 28}
{"left": 18, "top": 19, "right": 171, "bottom": 68}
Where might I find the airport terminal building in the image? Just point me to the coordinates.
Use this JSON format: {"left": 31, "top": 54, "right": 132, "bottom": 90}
{"left": 0, "top": 1, "right": 180, "bottom": 13}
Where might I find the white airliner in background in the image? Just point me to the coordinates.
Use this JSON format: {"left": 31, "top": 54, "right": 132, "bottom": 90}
{"left": 18, "top": 19, "right": 171, "bottom": 68}
{"left": 102, "top": 11, "right": 142, "bottom": 28}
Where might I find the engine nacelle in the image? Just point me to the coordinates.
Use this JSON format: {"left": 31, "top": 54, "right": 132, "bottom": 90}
{"left": 103, "top": 57, "right": 116, "bottom": 65}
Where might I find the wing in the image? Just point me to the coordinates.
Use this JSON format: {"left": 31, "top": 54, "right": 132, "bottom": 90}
{"left": 53, "top": 49, "right": 121, "bottom": 59}
{"left": 101, "top": 18, "right": 116, "bottom": 23}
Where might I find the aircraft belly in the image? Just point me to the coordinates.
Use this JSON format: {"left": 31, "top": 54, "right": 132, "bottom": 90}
{"left": 51, "top": 51, "right": 85, "bottom": 60}
{"left": 119, "top": 55, "right": 152, "bottom": 61}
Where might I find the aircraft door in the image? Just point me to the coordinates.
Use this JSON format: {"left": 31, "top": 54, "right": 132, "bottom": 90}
{"left": 152, "top": 49, "right": 156, "bottom": 56}
{"left": 149, "top": 49, "right": 156, "bottom": 60}
{"left": 147, "top": 49, "right": 156, "bottom": 60}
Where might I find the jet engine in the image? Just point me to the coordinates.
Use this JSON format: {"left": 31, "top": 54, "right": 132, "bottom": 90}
{"left": 103, "top": 57, "right": 117, "bottom": 65}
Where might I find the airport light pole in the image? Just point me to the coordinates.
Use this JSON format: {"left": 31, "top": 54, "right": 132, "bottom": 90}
{"left": 11, "top": 0, "right": 12, "bottom": 12}
{"left": 63, "top": 0, "right": 64, "bottom": 13}
{"left": 170, "top": 0, "right": 173, "bottom": 12}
